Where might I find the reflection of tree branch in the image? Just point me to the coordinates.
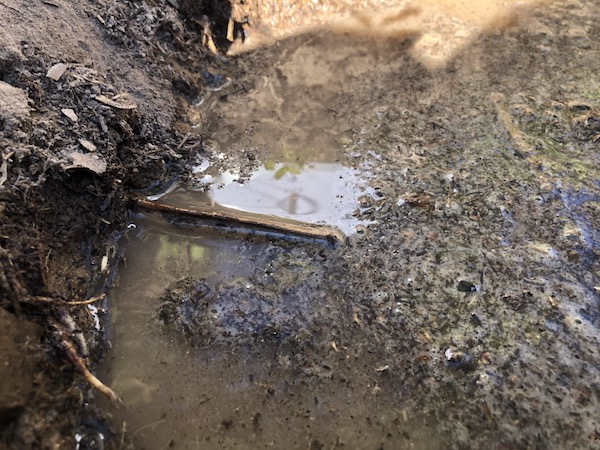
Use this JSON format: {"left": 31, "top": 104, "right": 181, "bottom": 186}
{"left": 133, "top": 196, "right": 345, "bottom": 244}
{"left": 276, "top": 192, "right": 318, "bottom": 215}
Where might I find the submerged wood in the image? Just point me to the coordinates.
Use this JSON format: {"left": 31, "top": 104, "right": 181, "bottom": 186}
{"left": 133, "top": 197, "right": 346, "bottom": 244}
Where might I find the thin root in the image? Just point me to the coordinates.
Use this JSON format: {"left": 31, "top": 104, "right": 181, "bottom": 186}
{"left": 62, "top": 338, "right": 122, "bottom": 406}
{"left": 0, "top": 1, "right": 22, "bottom": 14}
{"left": 0, "top": 247, "right": 25, "bottom": 314}
{"left": 27, "top": 293, "right": 106, "bottom": 306}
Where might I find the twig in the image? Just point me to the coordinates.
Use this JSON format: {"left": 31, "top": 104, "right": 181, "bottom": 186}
{"left": 119, "top": 421, "right": 127, "bottom": 450}
{"left": 61, "top": 337, "right": 122, "bottom": 406}
{"left": 205, "top": 33, "right": 218, "bottom": 54}
{"left": 133, "top": 196, "right": 346, "bottom": 244}
{"left": 132, "top": 419, "right": 166, "bottom": 436}
{"left": 27, "top": 293, "right": 106, "bottom": 306}
{"left": 0, "top": 0, "right": 22, "bottom": 14}
{"left": 176, "top": 133, "right": 189, "bottom": 149}
{"left": 0, "top": 158, "right": 8, "bottom": 187}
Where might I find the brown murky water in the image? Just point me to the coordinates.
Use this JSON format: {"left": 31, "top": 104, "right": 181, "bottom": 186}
{"left": 100, "top": 217, "right": 443, "bottom": 449}
{"left": 100, "top": 0, "right": 600, "bottom": 448}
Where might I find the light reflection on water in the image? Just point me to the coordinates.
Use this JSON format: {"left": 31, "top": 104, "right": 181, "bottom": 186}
{"left": 161, "top": 161, "right": 373, "bottom": 236}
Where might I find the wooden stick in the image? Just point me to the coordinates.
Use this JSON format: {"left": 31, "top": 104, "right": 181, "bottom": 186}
{"left": 133, "top": 197, "right": 346, "bottom": 244}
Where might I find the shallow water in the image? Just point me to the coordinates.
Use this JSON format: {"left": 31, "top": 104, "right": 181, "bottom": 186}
{"left": 100, "top": 217, "right": 444, "bottom": 448}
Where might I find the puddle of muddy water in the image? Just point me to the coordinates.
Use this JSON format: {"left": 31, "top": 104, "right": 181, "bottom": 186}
{"left": 100, "top": 152, "right": 428, "bottom": 447}
{"left": 99, "top": 216, "right": 444, "bottom": 449}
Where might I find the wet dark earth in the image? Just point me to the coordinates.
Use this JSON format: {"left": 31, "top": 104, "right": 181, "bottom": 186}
{"left": 97, "top": 1, "right": 600, "bottom": 449}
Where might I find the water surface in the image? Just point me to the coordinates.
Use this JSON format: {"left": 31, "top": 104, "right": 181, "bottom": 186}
{"left": 100, "top": 0, "right": 600, "bottom": 447}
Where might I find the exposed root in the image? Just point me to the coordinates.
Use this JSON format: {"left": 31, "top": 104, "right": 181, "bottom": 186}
{"left": 0, "top": 247, "right": 26, "bottom": 314}
{"left": 119, "top": 421, "right": 127, "bottom": 450}
{"left": 132, "top": 419, "right": 166, "bottom": 437}
{"left": 51, "top": 314, "right": 120, "bottom": 406}
{"left": 57, "top": 308, "right": 89, "bottom": 360}
{"left": 0, "top": 244, "right": 119, "bottom": 405}
{"left": 26, "top": 293, "right": 106, "bottom": 306}
{"left": 62, "top": 337, "right": 122, "bottom": 406}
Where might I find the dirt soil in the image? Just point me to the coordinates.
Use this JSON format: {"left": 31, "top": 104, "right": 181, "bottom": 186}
{"left": 1, "top": 0, "right": 599, "bottom": 449}
{"left": 0, "top": 0, "right": 229, "bottom": 447}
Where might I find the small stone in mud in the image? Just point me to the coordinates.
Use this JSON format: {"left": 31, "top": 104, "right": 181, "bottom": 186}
{"left": 252, "top": 412, "right": 261, "bottom": 430}
{"left": 480, "top": 352, "right": 492, "bottom": 365}
{"left": 46, "top": 63, "right": 67, "bottom": 81}
{"left": 61, "top": 108, "right": 78, "bottom": 122}
{"left": 470, "top": 313, "right": 482, "bottom": 326}
{"left": 444, "top": 348, "right": 476, "bottom": 372}
{"left": 457, "top": 280, "right": 477, "bottom": 292}
{"left": 78, "top": 138, "right": 97, "bottom": 152}
{"left": 221, "top": 418, "right": 234, "bottom": 430}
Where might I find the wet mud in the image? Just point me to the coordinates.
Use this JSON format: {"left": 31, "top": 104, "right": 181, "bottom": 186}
{"left": 1, "top": 0, "right": 599, "bottom": 448}
{"left": 101, "top": 0, "right": 599, "bottom": 448}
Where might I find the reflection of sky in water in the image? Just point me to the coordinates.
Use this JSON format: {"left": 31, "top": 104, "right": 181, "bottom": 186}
{"left": 209, "top": 163, "right": 371, "bottom": 235}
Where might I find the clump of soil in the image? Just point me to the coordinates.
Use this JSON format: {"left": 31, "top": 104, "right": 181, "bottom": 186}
{"left": 158, "top": 244, "right": 334, "bottom": 347}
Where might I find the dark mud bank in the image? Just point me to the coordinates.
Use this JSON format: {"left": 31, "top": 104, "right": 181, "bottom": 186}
{"left": 0, "top": 0, "right": 230, "bottom": 447}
